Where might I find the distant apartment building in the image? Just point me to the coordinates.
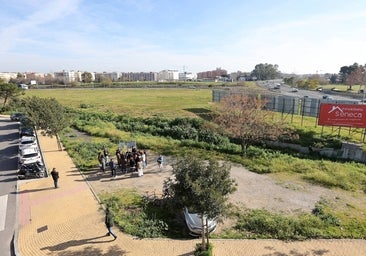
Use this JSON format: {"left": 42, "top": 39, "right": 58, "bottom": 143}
{"left": 44, "top": 73, "right": 55, "bottom": 84}
{"left": 158, "top": 70, "right": 179, "bottom": 81}
{"left": 197, "top": 68, "right": 228, "bottom": 81}
{"left": 54, "top": 70, "right": 80, "bottom": 84}
{"left": 120, "top": 72, "right": 157, "bottom": 81}
{"left": 24, "top": 72, "right": 48, "bottom": 84}
{"left": 0, "top": 72, "right": 18, "bottom": 82}
{"left": 230, "top": 71, "right": 253, "bottom": 81}
{"left": 179, "top": 72, "right": 197, "bottom": 81}
{"left": 95, "top": 72, "right": 119, "bottom": 82}
{"left": 24, "top": 72, "right": 43, "bottom": 80}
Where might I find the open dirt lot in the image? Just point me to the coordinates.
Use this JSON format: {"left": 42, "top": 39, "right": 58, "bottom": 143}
{"left": 85, "top": 153, "right": 361, "bottom": 217}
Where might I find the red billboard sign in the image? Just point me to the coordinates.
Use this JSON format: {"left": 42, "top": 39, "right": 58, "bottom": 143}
{"left": 318, "top": 103, "right": 366, "bottom": 128}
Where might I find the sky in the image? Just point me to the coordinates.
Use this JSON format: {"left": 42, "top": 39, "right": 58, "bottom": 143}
{"left": 1, "top": 0, "right": 366, "bottom": 75}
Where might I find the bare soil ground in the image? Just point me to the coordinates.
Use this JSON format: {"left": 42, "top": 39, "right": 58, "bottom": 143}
{"left": 85, "top": 152, "right": 366, "bottom": 232}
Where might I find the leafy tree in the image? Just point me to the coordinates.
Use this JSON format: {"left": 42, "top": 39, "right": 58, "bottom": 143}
{"left": 329, "top": 74, "right": 338, "bottom": 84}
{"left": 213, "top": 93, "right": 294, "bottom": 155}
{"left": 296, "top": 79, "right": 319, "bottom": 90}
{"left": 101, "top": 77, "right": 113, "bottom": 87}
{"left": 81, "top": 72, "right": 93, "bottom": 83}
{"left": 283, "top": 77, "right": 296, "bottom": 86}
{"left": 0, "top": 80, "right": 24, "bottom": 109}
{"left": 21, "top": 96, "right": 70, "bottom": 150}
{"left": 251, "top": 63, "right": 281, "bottom": 80}
{"left": 165, "top": 156, "right": 236, "bottom": 251}
{"left": 339, "top": 63, "right": 359, "bottom": 85}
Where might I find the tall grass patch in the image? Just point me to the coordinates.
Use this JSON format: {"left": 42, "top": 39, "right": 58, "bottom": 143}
{"left": 99, "top": 189, "right": 185, "bottom": 238}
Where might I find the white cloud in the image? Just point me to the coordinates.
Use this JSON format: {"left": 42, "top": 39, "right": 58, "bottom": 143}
{"left": 0, "top": 0, "right": 81, "bottom": 52}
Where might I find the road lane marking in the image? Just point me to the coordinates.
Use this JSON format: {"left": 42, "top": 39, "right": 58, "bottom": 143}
{"left": 0, "top": 194, "right": 8, "bottom": 231}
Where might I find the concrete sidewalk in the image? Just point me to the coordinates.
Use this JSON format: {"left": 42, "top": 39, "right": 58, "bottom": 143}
{"left": 15, "top": 133, "right": 366, "bottom": 256}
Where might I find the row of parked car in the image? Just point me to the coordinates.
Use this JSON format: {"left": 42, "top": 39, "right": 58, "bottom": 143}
{"left": 11, "top": 113, "right": 46, "bottom": 179}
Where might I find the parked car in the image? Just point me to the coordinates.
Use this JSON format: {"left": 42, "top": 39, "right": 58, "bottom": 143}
{"left": 322, "top": 95, "right": 333, "bottom": 100}
{"left": 10, "top": 113, "right": 25, "bottom": 121}
{"left": 18, "top": 162, "right": 46, "bottom": 179}
{"left": 291, "top": 87, "right": 298, "bottom": 92}
{"left": 316, "top": 87, "right": 323, "bottom": 92}
{"left": 274, "top": 83, "right": 281, "bottom": 89}
{"left": 19, "top": 116, "right": 31, "bottom": 125}
{"left": 331, "top": 87, "right": 341, "bottom": 92}
{"left": 19, "top": 146, "right": 42, "bottom": 165}
{"left": 19, "top": 136, "right": 38, "bottom": 150}
{"left": 183, "top": 207, "right": 217, "bottom": 236}
{"left": 19, "top": 126, "right": 36, "bottom": 137}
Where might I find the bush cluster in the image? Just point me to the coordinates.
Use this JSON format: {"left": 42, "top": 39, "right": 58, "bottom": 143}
{"left": 235, "top": 208, "right": 350, "bottom": 240}
{"left": 99, "top": 189, "right": 182, "bottom": 238}
{"left": 67, "top": 109, "right": 366, "bottom": 192}
{"left": 72, "top": 110, "right": 231, "bottom": 150}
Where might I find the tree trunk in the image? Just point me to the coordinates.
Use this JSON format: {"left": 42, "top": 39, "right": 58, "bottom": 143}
{"left": 201, "top": 215, "right": 205, "bottom": 251}
{"left": 206, "top": 218, "right": 209, "bottom": 249}
{"left": 56, "top": 133, "right": 63, "bottom": 151}
{"left": 2, "top": 95, "right": 8, "bottom": 108}
{"left": 241, "top": 141, "right": 247, "bottom": 156}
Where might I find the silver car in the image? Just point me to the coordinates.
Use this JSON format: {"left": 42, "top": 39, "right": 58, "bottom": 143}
{"left": 183, "top": 207, "right": 217, "bottom": 236}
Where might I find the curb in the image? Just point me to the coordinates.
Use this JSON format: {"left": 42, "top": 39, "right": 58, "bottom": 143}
{"left": 78, "top": 168, "right": 102, "bottom": 206}
{"left": 12, "top": 182, "right": 21, "bottom": 256}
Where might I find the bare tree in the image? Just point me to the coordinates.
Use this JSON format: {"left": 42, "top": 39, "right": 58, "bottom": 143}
{"left": 213, "top": 93, "right": 294, "bottom": 155}
{"left": 346, "top": 66, "right": 366, "bottom": 91}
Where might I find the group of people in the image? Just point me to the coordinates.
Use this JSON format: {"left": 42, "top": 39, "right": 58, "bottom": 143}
{"left": 97, "top": 147, "right": 149, "bottom": 178}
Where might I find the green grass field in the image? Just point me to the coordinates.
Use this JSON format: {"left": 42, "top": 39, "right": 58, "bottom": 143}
{"left": 24, "top": 87, "right": 366, "bottom": 144}
{"left": 24, "top": 88, "right": 213, "bottom": 118}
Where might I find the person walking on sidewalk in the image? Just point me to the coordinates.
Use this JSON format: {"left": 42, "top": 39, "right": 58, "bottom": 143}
{"left": 137, "top": 157, "right": 143, "bottom": 177}
{"left": 105, "top": 207, "right": 117, "bottom": 240}
{"left": 157, "top": 155, "right": 164, "bottom": 169}
{"left": 109, "top": 158, "right": 117, "bottom": 178}
{"left": 50, "top": 167, "right": 59, "bottom": 188}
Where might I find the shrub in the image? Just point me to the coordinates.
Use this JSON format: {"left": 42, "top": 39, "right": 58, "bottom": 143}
{"left": 100, "top": 189, "right": 178, "bottom": 238}
{"left": 194, "top": 243, "right": 213, "bottom": 256}
{"left": 235, "top": 209, "right": 339, "bottom": 240}
{"left": 312, "top": 202, "right": 341, "bottom": 226}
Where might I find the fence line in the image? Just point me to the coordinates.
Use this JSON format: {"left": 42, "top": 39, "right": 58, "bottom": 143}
{"left": 212, "top": 89, "right": 366, "bottom": 142}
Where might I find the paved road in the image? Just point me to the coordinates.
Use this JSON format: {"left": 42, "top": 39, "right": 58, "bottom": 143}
{"left": 0, "top": 116, "right": 19, "bottom": 256}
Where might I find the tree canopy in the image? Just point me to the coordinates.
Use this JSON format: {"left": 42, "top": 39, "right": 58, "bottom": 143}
{"left": 81, "top": 72, "right": 93, "bottom": 83}
{"left": 345, "top": 66, "right": 366, "bottom": 90}
{"left": 21, "top": 96, "right": 70, "bottom": 149}
{"left": 339, "top": 63, "right": 360, "bottom": 85}
{"left": 213, "top": 93, "right": 295, "bottom": 155}
{"left": 164, "top": 155, "right": 236, "bottom": 250}
{"left": 251, "top": 63, "right": 281, "bottom": 80}
{"left": 0, "top": 80, "right": 24, "bottom": 109}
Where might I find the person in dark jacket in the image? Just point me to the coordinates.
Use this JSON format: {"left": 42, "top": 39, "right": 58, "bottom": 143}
{"left": 109, "top": 158, "right": 117, "bottom": 178}
{"left": 50, "top": 167, "right": 59, "bottom": 188}
{"left": 105, "top": 207, "right": 117, "bottom": 240}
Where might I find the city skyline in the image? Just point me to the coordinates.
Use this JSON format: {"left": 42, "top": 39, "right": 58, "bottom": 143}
{"left": 1, "top": 0, "right": 366, "bottom": 74}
